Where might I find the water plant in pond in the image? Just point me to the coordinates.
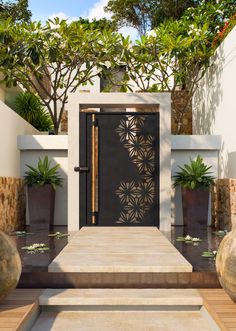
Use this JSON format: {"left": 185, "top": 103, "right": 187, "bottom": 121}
{"left": 176, "top": 235, "right": 202, "bottom": 246}
{"left": 21, "top": 243, "right": 49, "bottom": 254}
{"left": 48, "top": 232, "right": 70, "bottom": 239}
{"left": 10, "top": 231, "right": 34, "bottom": 237}
{"left": 202, "top": 250, "right": 217, "bottom": 259}
{"left": 213, "top": 230, "right": 228, "bottom": 237}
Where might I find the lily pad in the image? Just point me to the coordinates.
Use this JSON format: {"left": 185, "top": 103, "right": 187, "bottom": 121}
{"left": 10, "top": 231, "right": 34, "bottom": 237}
{"left": 213, "top": 230, "right": 228, "bottom": 237}
{"left": 21, "top": 243, "right": 50, "bottom": 253}
{"left": 201, "top": 250, "right": 217, "bottom": 259}
{"left": 48, "top": 232, "right": 70, "bottom": 239}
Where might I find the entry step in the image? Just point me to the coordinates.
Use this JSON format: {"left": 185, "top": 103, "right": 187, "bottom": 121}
{"left": 49, "top": 228, "right": 192, "bottom": 273}
{"left": 39, "top": 289, "right": 202, "bottom": 308}
{"left": 31, "top": 310, "right": 218, "bottom": 331}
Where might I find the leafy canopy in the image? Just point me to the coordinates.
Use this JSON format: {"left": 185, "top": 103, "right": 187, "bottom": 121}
{"left": 103, "top": 0, "right": 236, "bottom": 132}
{"left": 0, "top": 0, "right": 31, "bottom": 23}
{"left": 105, "top": 0, "right": 201, "bottom": 36}
{"left": 0, "top": 18, "right": 122, "bottom": 133}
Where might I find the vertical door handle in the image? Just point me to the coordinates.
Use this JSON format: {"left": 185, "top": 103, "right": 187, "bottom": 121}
{"left": 91, "top": 114, "right": 99, "bottom": 224}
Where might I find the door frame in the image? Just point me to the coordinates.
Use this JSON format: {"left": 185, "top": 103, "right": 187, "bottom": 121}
{"left": 79, "top": 111, "right": 160, "bottom": 227}
{"left": 68, "top": 93, "right": 171, "bottom": 232}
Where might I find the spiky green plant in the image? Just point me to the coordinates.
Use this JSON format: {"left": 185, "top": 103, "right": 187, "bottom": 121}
{"left": 173, "top": 155, "right": 215, "bottom": 189}
{"left": 24, "top": 156, "right": 63, "bottom": 190}
{"left": 13, "top": 92, "right": 53, "bottom": 131}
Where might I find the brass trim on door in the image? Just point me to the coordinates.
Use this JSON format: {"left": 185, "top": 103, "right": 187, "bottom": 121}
{"left": 91, "top": 114, "right": 99, "bottom": 224}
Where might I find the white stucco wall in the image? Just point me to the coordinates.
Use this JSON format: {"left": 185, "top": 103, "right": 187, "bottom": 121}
{"left": 0, "top": 101, "right": 38, "bottom": 178}
{"left": 18, "top": 135, "right": 68, "bottom": 226}
{"left": 193, "top": 26, "right": 236, "bottom": 178}
{"left": 18, "top": 133, "right": 220, "bottom": 227}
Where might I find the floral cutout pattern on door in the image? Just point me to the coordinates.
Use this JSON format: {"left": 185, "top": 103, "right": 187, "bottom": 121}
{"left": 115, "top": 115, "right": 156, "bottom": 224}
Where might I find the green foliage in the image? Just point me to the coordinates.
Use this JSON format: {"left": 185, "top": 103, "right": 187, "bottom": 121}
{"left": 182, "top": 0, "right": 236, "bottom": 45}
{"left": 24, "top": 156, "right": 63, "bottom": 190}
{"left": 201, "top": 250, "right": 217, "bottom": 259}
{"left": 14, "top": 92, "right": 53, "bottom": 131}
{"left": 21, "top": 243, "right": 49, "bottom": 253}
{"left": 0, "top": 0, "right": 31, "bottom": 23}
{"left": 105, "top": 0, "right": 155, "bottom": 36}
{"left": 173, "top": 155, "right": 215, "bottom": 190}
{"left": 104, "top": 1, "right": 236, "bottom": 132}
{"left": 76, "top": 17, "right": 117, "bottom": 31}
{"left": 105, "top": 0, "right": 198, "bottom": 36}
{"left": 0, "top": 18, "right": 122, "bottom": 133}
{"left": 105, "top": 0, "right": 236, "bottom": 37}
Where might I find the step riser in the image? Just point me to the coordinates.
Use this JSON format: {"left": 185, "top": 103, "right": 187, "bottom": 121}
{"left": 18, "top": 271, "right": 221, "bottom": 288}
{"left": 41, "top": 305, "right": 202, "bottom": 312}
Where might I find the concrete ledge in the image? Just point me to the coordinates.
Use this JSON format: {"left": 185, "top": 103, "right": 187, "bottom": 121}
{"left": 18, "top": 135, "right": 68, "bottom": 151}
{"left": 171, "top": 135, "right": 221, "bottom": 151}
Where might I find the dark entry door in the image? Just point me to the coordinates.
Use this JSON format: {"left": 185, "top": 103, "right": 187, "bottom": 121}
{"left": 79, "top": 112, "right": 159, "bottom": 226}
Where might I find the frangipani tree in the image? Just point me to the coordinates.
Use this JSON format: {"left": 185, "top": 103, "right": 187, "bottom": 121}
{"left": 105, "top": 19, "right": 213, "bottom": 132}
{"left": 105, "top": 0, "right": 236, "bottom": 133}
{"left": 0, "top": 18, "right": 122, "bottom": 133}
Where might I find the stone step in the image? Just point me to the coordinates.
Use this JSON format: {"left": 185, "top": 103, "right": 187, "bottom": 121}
{"left": 31, "top": 289, "right": 220, "bottom": 330}
{"left": 39, "top": 289, "right": 202, "bottom": 308}
{"left": 31, "top": 310, "right": 218, "bottom": 331}
{"left": 49, "top": 228, "right": 192, "bottom": 273}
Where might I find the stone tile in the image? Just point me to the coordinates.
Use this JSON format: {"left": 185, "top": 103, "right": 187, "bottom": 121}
{"left": 31, "top": 311, "right": 213, "bottom": 331}
{"left": 49, "top": 228, "right": 192, "bottom": 273}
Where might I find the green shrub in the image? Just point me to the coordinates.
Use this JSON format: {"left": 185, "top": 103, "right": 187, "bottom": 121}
{"left": 14, "top": 92, "right": 53, "bottom": 131}
{"left": 173, "top": 155, "right": 215, "bottom": 190}
{"left": 24, "top": 156, "right": 63, "bottom": 190}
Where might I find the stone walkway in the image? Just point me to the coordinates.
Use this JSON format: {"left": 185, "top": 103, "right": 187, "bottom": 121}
{"left": 49, "top": 227, "right": 192, "bottom": 273}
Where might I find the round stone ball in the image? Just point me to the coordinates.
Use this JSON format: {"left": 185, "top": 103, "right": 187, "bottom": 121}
{"left": 0, "top": 231, "right": 22, "bottom": 302}
{"left": 216, "top": 228, "right": 236, "bottom": 303}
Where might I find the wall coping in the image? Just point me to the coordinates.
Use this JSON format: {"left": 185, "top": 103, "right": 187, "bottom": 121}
{"left": 17, "top": 135, "right": 68, "bottom": 151}
{"left": 18, "top": 134, "right": 221, "bottom": 151}
{"left": 171, "top": 135, "right": 221, "bottom": 151}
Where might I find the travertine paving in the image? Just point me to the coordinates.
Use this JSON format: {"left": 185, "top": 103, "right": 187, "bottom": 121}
{"left": 49, "top": 227, "right": 192, "bottom": 273}
{"left": 39, "top": 288, "right": 202, "bottom": 306}
{"left": 31, "top": 311, "right": 214, "bottom": 331}
{"left": 31, "top": 288, "right": 218, "bottom": 331}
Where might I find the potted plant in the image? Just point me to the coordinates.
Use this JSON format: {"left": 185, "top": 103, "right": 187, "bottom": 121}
{"left": 24, "top": 156, "right": 63, "bottom": 230}
{"left": 173, "top": 155, "right": 215, "bottom": 228}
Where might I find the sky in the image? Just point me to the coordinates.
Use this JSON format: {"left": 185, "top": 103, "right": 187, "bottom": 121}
{"left": 28, "top": 0, "right": 138, "bottom": 39}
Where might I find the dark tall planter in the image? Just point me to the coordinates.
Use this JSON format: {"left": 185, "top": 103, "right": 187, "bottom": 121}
{"left": 27, "top": 184, "right": 55, "bottom": 230}
{"left": 182, "top": 188, "right": 209, "bottom": 228}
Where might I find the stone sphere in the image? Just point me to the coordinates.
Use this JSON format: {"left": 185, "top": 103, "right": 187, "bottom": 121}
{"left": 0, "top": 231, "right": 22, "bottom": 302}
{"left": 216, "top": 228, "right": 236, "bottom": 303}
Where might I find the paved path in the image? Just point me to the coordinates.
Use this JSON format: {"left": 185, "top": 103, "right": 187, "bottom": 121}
{"left": 49, "top": 227, "right": 192, "bottom": 273}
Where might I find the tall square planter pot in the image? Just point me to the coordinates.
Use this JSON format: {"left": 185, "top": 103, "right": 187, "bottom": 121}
{"left": 27, "top": 184, "right": 55, "bottom": 230}
{"left": 182, "top": 188, "right": 209, "bottom": 228}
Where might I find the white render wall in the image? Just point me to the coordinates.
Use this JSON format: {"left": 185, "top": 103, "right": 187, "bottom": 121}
{"left": 18, "top": 134, "right": 220, "bottom": 227}
{"left": 18, "top": 135, "right": 68, "bottom": 226}
{"left": 193, "top": 26, "right": 236, "bottom": 178}
{"left": 0, "top": 101, "right": 38, "bottom": 178}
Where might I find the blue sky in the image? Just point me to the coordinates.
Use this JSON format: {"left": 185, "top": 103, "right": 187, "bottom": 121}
{"left": 28, "top": 0, "right": 138, "bottom": 39}
{"left": 28, "top": 0, "right": 110, "bottom": 22}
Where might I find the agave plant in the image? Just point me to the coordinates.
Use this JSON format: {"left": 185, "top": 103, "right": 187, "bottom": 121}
{"left": 24, "top": 156, "right": 63, "bottom": 190}
{"left": 173, "top": 155, "right": 215, "bottom": 189}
